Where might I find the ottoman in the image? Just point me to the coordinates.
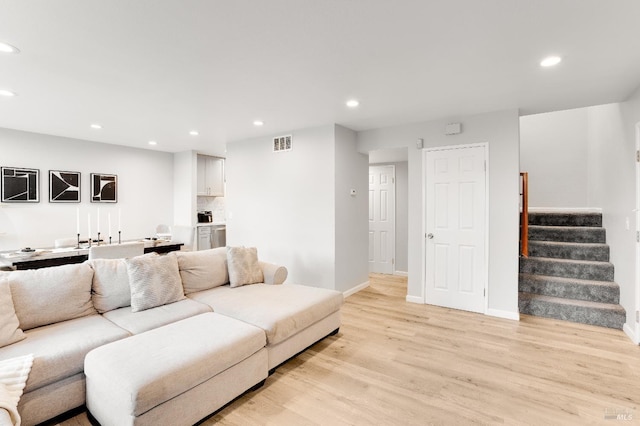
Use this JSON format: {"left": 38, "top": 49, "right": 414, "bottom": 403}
{"left": 84, "top": 313, "right": 268, "bottom": 426}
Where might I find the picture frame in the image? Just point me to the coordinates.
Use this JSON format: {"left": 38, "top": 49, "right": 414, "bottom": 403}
{"left": 49, "top": 170, "right": 81, "bottom": 203}
{"left": 90, "top": 173, "right": 117, "bottom": 203}
{"left": 1, "top": 166, "right": 40, "bottom": 203}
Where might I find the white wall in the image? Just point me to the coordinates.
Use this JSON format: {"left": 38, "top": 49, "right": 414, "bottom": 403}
{"left": 225, "top": 125, "right": 337, "bottom": 289}
{"left": 585, "top": 90, "right": 640, "bottom": 333}
{"left": 520, "top": 108, "right": 590, "bottom": 207}
{"left": 334, "top": 125, "right": 369, "bottom": 292}
{"left": 173, "top": 150, "right": 197, "bottom": 226}
{"left": 357, "top": 109, "right": 521, "bottom": 318}
{"left": 0, "top": 127, "right": 174, "bottom": 250}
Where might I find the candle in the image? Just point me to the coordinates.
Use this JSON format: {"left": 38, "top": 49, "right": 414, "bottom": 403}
{"left": 97, "top": 208, "right": 100, "bottom": 233}
{"left": 76, "top": 207, "right": 80, "bottom": 235}
{"left": 108, "top": 213, "right": 112, "bottom": 238}
{"left": 118, "top": 209, "right": 122, "bottom": 232}
{"left": 88, "top": 213, "right": 91, "bottom": 240}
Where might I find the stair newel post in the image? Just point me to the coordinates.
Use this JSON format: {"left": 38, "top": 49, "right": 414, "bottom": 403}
{"left": 520, "top": 172, "right": 529, "bottom": 257}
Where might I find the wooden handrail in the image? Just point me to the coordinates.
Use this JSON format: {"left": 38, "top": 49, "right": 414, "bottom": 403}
{"left": 520, "top": 172, "right": 529, "bottom": 257}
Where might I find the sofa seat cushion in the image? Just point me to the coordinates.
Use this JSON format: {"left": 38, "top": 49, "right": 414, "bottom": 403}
{"left": 188, "top": 284, "right": 344, "bottom": 345}
{"left": 102, "top": 298, "right": 212, "bottom": 335}
{"left": 85, "top": 313, "right": 266, "bottom": 417}
{"left": 0, "top": 315, "right": 129, "bottom": 393}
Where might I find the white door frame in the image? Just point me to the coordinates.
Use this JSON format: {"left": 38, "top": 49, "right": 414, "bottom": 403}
{"left": 421, "top": 142, "right": 489, "bottom": 313}
{"left": 634, "top": 122, "right": 640, "bottom": 344}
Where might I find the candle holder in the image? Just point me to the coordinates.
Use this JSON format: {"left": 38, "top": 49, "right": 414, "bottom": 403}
{"left": 118, "top": 231, "right": 121, "bottom": 244}
{"left": 97, "top": 232, "right": 101, "bottom": 246}
{"left": 109, "top": 236, "right": 112, "bottom": 245}
{"left": 76, "top": 233, "right": 80, "bottom": 249}
{"left": 88, "top": 236, "right": 92, "bottom": 248}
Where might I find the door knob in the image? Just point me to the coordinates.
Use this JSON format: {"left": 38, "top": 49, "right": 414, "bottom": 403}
{"left": 427, "top": 233, "right": 434, "bottom": 239}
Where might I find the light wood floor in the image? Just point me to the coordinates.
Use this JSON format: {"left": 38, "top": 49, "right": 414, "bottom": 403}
{"left": 61, "top": 274, "right": 640, "bottom": 425}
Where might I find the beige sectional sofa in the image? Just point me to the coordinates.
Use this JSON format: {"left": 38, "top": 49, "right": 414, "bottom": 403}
{"left": 0, "top": 247, "right": 343, "bottom": 426}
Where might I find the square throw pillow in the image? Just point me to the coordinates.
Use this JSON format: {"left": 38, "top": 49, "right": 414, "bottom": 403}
{"left": 126, "top": 252, "right": 185, "bottom": 312}
{"left": 9, "top": 263, "right": 96, "bottom": 330}
{"left": 227, "top": 246, "right": 264, "bottom": 288}
{"left": 87, "top": 258, "right": 132, "bottom": 313}
{"left": 172, "top": 247, "right": 229, "bottom": 294}
{"left": 0, "top": 276, "right": 26, "bottom": 348}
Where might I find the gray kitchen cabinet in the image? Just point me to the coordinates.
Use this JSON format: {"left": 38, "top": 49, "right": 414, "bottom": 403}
{"left": 197, "top": 155, "right": 224, "bottom": 196}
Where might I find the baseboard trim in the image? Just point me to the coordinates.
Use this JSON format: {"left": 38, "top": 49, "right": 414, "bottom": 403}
{"left": 528, "top": 207, "right": 603, "bottom": 213}
{"left": 394, "top": 270, "right": 408, "bottom": 277}
{"left": 623, "top": 323, "right": 640, "bottom": 345}
{"left": 486, "top": 308, "right": 520, "bottom": 321}
{"left": 343, "top": 281, "right": 369, "bottom": 298}
{"left": 406, "top": 295, "right": 425, "bottom": 304}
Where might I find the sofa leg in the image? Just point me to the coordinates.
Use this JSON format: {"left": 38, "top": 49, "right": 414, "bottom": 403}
{"left": 250, "top": 379, "right": 266, "bottom": 392}
{"left": 329, "top": 328, "right": 339, "bottom": 336}
{"left": 268, "top": 368, "right": 277, "bottom": 376}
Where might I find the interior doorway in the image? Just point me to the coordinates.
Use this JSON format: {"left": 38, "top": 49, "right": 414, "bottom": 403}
{"left": 369, "top": 164, "right": 396, "bottom": 274}
{"left": 424, "top": 143, "right": 488, "bottom": 313}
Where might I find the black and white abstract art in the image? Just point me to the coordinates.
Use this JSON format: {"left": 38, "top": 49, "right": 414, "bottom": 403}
{"left": 1, "top": 167, "right": 40, "bottom": 203}
{"left": 49, "top": 170, "right": 80, "bottom": 203}
{"left": 90, "top": 173, "right": 117, "bottom": 203}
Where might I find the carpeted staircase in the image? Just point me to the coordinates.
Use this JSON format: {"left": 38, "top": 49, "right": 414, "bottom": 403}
{"left": 518, "top": 211, "right": 626, "bottom": 329}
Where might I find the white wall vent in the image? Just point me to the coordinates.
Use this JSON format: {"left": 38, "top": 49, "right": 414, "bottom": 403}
{"left": 273, "top": 135, "right": 292, "bottom": 152}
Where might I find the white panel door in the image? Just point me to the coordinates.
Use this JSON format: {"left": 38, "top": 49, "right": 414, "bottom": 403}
{"left": 425, "top": 145, "right": 486, "bottom": 313}
{"left": 369, "top": 165, "right": 395, "bottom": 274}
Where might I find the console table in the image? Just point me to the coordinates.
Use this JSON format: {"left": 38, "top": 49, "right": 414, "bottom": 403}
{"left": 0, "top": 240, "right": 184, "bottom": 270}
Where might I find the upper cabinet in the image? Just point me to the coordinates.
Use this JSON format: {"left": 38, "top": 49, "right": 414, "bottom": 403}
{"left": 197, "top": 155, "right": 225, "bottom": 196}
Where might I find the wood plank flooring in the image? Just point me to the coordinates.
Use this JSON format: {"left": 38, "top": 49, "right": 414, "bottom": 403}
{"left": 60, "top": 273, "right": 640, "bottom": 425}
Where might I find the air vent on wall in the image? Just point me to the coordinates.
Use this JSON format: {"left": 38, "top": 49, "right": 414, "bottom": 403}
{"left": 273, "top": 135, "right": 292, "bottom": 153}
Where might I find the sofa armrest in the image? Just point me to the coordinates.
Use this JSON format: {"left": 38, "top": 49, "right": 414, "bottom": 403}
{"left": 259, "top": 261, "right": 288, "bottom": 285}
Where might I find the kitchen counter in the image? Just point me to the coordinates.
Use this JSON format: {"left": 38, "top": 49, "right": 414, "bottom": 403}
{"left": 196, "top": 222, "right": 226, "bottom": 227}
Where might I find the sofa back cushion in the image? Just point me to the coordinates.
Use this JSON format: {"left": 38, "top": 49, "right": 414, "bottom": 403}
{"left": 88, "top": 258, "right": 131, "bottom": 313}
{"left": 172, "top": 247, "right": 229, "bottom": 294}
{"left": 0, "top": 274, "right": 25, "bottom": 348}
{"left": 8, "top": 263, "right": 96, "bottom": 330}
{"left": 126, "top": 252, "right": 185, "bottom": 312}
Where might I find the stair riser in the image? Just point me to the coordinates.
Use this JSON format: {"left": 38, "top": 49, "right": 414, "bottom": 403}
{"left": 519, "top": 296, "right": 624, "bottom": 329}
{"left": 528, "top": 213, "right": 602, "bottom": 227}
{"left": 519, "top": 258, "right": 614, "bottom": 281}
{"left": 528, "top": 227, "right": 606, "bottom": 243}
{"left": 527, "top": 242, "right": 609, "bottom": 262}
{"left": 518, "top": 275, "right": 619, "bottom": 304}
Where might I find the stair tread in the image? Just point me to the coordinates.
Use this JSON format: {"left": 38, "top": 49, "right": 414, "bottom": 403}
{"left": 522, "top": 256, "right": 612, "bottom": 267}
{"left": 529, "top": 225, "right": 603, "bottom": 230}
{"left": 518, "top": 273, "right": 619, "bottom": 288}
{"left": 528, "top": 240, "right": 608, "bottom": 248}
{"left": 519, "top": 292, "right": 625, "bottom": 312}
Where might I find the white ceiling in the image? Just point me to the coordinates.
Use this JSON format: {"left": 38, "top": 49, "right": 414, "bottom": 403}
{"left": 1, "top": 0, "right": 640, "bottom": 155}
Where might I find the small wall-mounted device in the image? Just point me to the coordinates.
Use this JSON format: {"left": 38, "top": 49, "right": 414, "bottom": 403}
{"left": 350, "top": 189, "right": 357, "bottom": 196}
{"left": 416, "top": 138, "right": 424, "bottom": 149}
{"left": 445, "top": 123, "right": 462, "bottom": 135}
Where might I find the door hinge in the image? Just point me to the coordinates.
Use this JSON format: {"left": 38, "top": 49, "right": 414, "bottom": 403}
{"left": 637, "top": 231, "right": 639, "bottom": 243}
{"left": 636, "top": 150, "right": 640, "bottom": 162}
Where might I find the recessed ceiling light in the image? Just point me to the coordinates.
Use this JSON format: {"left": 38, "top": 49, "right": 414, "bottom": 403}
{"left": 0, "top": 42, "right": 19, "bottom": 54}
{"left": 540, "top": 56, "right": 562, "bottom": 67}
{"left": 0, "top": 89, "right": 16, "bottom": 97}
{"left": 90, "top": 123, "right": 102, "bottom": 129}
{"left": 189, "top": 130, "right": 199, "bottom": 136}
{"left": 253, "top": 120, "right": 264, "bottom": 126}
{"left": 148, "top": 140, "right": 157, "bottom": 146}
{"left": 346, "top": 99, "right": 359, "bottom": 108}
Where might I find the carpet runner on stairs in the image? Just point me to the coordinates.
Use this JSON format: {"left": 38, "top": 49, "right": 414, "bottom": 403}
{"left": 518, "top": 211, "right": 625, "bottom": 329}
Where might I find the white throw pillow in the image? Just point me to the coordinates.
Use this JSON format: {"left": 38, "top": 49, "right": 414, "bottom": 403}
{"left": 227, "top": 246, "right": 264, "bottom": 288}
{"left": 126, "top": 252, "right": 185, "bottom": 312}
{"left": 172, "top": 247, "right": 229, "bottom": 294}
{"left": 0, "top": 276, "right": 25, "bottom": 348}
{"left": 9, "top": 263, "right": 96, "bottom": 330}
{"left": 88, "top": 258, "right": 131, "bottom": 313}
